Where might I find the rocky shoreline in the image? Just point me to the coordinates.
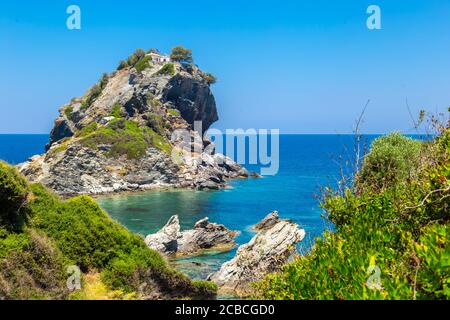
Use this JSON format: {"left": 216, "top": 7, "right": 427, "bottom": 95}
{"left": 145, "top": 211, "right": 306, "bottom": 297}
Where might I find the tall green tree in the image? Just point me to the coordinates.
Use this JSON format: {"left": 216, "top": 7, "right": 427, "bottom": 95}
{"left": 170, "top": 46, "right": 193, "bottom": 63}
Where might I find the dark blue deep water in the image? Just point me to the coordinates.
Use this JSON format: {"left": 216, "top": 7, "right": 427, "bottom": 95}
{"left": 0, "top": 134, "right": 369, "bottom": 279}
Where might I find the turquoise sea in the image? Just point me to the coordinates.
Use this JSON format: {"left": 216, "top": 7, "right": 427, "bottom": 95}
{"left": 0, "top": 134, "right": 374, "bottom": 279}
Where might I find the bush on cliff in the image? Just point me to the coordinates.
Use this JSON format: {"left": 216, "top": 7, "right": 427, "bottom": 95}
{"left": 0, "top": 163, "right": 216, "bottom": 299}
{"left": 135, "top": 56, "right": 152, "bottom": 73}
{"left": 157, "top": 63, "right": 175, "bottom": 76}
{"left": 170, "top": 46, "right": 193, "bottom": 63}
{"left": 201, "top": 72, "right": 217, "bottom": 85}
{"left": 255, "top": 128, "right": 450, "bottom": 300}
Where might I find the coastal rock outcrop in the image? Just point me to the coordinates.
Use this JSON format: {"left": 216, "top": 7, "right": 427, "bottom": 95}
{"left": 177, "top": 217, "right": 238, "bottom": 255}
{"left": 162, "top": 74, "right": 218, "bottom": 134}
{"left": 144, "top": 215, "right": 180, "bottom": 254}
{"left": 208, "top": 211, "right": 305, "bottom": 296}
{"left": 145, "top": 215, "right": 238, "bottom": 256}
{"left": 18, "top": 49, "right": 246, "bottom": 196}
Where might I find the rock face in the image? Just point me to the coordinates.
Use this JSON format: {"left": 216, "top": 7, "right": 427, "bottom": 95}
{"left": 145, "top": 215, "right": 237, "bottom": 256}
{"left": 162, "top": 74, "right": 218, "bottom": 134}
{"left": 46, "top": 118, "right": 74, "bottom": 151}
{"left": 18, "top": 50, "right": 247, "bottom": 196}
{"left": 145, "top": 215, "right": 180, "bottom": 254}
{"left": 208, "top": 211, "right": 306, "bottom": 296}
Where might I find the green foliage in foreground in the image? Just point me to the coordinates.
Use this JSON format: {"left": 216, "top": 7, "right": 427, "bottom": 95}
{"left": 79, "top": 118, "right": 171, "bottom": 159}
{"left": 0, "top": 161, "right": 29, "bottom": 230}
{"left": 357, "top": 133, "right": 422, "bottom": 192}
{"left": 0, "top": 163, "right": 216, "bottom": 299}
{"left": 256, "top": 130, "right": 450, "bottom": 300}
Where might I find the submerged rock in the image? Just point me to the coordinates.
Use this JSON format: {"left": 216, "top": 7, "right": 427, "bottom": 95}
{"left": 145, "top": 215, "right": 237, "bottom": 257}
{"left": 208, "top": 211, "right": 305, "bottom": 296}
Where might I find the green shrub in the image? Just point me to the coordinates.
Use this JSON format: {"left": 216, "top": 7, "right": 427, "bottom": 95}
{"left": 157, "top": 63, "right": 175, "bottom": 76}
{"left": 201, "top": 72, "right": 217, "bottom": 85}
{"left": 49, "top": 142, "right": 69, "bottom": 154}
{"left": 64, "top": 106, "right": 74, "bottom": 121}
{"left": 110, "top": 103, "right": 126, "bottom": 118}
{"left": 414, "top": 223, "right": 450, "bottom": 299}
{"left": 29, "top": 186, "right": 150, "bottom": 270}
{"left": 135, "top": 56, "right": 152, "bottom": 73}
{"left": 101, "top": 248, "right": 166, "bottom": 293}
{"left": 99, "top": 73, "right": 109, "bottom": 90}
{"left": 357, "top": 133, "right": 422, "bottom": 192}
{"left": 146, "top": 113, "right": 164, "bottom": 134}
{"left": 170, "top": 46, "right": 193, "bottom": 63}
{"left": 0, "top": 162, "right": 29, "bottom": 229}
{"left": 167, "top": 108, "right": 180, "bottom": 117}
{"left": 117, "top": 60, "right": 128, "bottom": 70}
{"left": 0, "top": 230, "right": 68, "bottom": 300}
{"left": 75, "top": 121, "right": 98, "bottom": 138}
{"left": 146, "top": 128, "right": 172, "bottom": 154}
{"left": 127, "top": 49, "right": 145, "bottom": 67}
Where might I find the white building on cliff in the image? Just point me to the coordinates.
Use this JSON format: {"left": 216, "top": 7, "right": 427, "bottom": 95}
{"left": 147, "top": 52, "right": 170, "bottom": 63}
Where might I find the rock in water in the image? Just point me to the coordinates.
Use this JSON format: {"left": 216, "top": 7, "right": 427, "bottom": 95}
{"left": 253, "top": 210, "right": 280, "bottom": 230}
{"left": 145, "top": 215, "right": 180, "bottom": 254}
{"left": 145, "top": 216, "right": 237, "bottom": 256}
{"left": 208, "top": 212, "right": 306, "bottom": 296}
{"left": 177, "top": 217, "right": 238, "bottom": 256}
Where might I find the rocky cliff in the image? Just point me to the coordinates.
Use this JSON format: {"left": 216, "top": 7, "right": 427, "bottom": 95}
{"left": 18, "top": 50, "right": 247, "bottom": 196}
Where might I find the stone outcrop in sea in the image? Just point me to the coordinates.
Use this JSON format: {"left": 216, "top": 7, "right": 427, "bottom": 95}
{"left": 208, "top": 211, "right": 305, "bottom": 296}
{"left": 18, "top": 50, "right": 247, "bottom": 196}
{"left": 145, "top": 215, "right": 238, "bottom": 256}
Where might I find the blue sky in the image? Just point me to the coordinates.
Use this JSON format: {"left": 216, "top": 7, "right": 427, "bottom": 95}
{"left": 1, "top": 0, "right": 449, "bottom": 134}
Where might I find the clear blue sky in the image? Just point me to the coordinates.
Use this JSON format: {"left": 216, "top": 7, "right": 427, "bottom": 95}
{"left": 1, "top": 0, "right": 449, "bottom": 134}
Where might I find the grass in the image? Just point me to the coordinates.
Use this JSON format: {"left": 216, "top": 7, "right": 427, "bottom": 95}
{"left": 110, "top": 103, "right": 125, "bottom": 118}
{"left": 69, "top": 273, "right": 138, "bottom": 300}
{"left": 75, "top": 121, "right": 98, "bottom": 138}
{"left": 167, "top": 108, "right": 180, "bottom": 117}
{"left": 79, "top": 118, "right": 171, "bottom": 159}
